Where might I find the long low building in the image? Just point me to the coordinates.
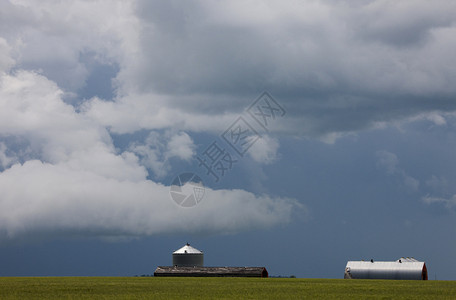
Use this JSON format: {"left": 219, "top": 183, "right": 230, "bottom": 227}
{"left": 154, "top": 266, "right": 268, "bottom": 278}
{"left": 344, "top": 257, "right": 428, "bottom": 280}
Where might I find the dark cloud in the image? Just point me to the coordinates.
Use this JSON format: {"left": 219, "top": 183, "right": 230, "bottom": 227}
{"left": 2, "top": 0, "right": 456, "bottom": 279}
{"left": 352, "top": 1, "right": 456, "bottom": 47}
{"left": 105, "top": 0, "right": 456, "bottom": 138}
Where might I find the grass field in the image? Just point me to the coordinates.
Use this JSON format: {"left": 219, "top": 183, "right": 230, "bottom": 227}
{"left": 1, "top": 277, "right": 456, "bottom": 299}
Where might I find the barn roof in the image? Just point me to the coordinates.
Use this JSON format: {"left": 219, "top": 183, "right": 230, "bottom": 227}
{"left": 154, "top": 266, "right": 268, "bottom": 277}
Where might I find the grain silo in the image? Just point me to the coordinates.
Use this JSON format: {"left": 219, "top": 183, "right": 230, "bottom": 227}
{"left": 172, "top": 243, "right": 204, "bottom": 267}
{"left": 344, "top": 257, "right": 428, "bottom": 280}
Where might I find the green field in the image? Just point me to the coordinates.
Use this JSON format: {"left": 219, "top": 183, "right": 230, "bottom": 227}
{"left": 1, "top": 277, "right": 455, "bottom": 299}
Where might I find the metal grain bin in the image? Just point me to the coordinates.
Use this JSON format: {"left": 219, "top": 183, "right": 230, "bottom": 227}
{"left": 172, "top": 243, "right": 204, "bottom": 267}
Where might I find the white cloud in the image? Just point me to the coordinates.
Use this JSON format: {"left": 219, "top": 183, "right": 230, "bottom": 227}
{"left": 375, "top": 150, "right": 419, "bottom": 191}
{"left": 422, "top": 194, "right": 456, "bottom": 209}
{"left": 166, "top": 131, "right": 195, "bottom": 161}
{"left": 0, "top": 0, "right": 137, "bottom": 92}
{"left": 375, "top": 150, "right": 399, "bottom": 175}
{"left": 422, "top": 176, "right": 455, "bottom": 210}
{"left": 82, "top": 94, "right": 239, "bottom": 134}
{"left": 0, "top": 70, "right": 142, "bottom": 180}
{"left": 425, "top": 175, "right": 448, "bottom": 191}
{"left": 128, "top": 133, "right": 168, "bottom": 178}
{"left": 403, "top": 175, "right": 420, "bottom": 192}
{"left": 0, "top": 160, "right": 302, "bottom": 239}
{"left": 406, "top": 112, "right": 448, "bottom": 127}
{"left": 128, "top": 130, "right": 195, "bottom": 178}
{"left": 0, "top": 69, "right": 300, "bottom": 240}
{"left": 247, "top": 135, "right": 280, "bottom": 165}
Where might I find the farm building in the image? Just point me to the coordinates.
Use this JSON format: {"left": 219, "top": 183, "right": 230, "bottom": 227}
{"left": 344, "top": 257, "right": 428, "bottom": 280}
{"left": 154, "top": 243, "right": 268, "bottom": 278}
{"left": 154, "top": 266, "right": 268, "bottom": 278}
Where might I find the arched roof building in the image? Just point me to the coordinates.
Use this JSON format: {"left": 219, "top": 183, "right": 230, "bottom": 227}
{"left": 344, "top": 257, "right": 428, "bottom": 280}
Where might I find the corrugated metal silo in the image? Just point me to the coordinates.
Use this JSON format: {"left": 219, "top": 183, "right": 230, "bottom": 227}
{"left": 172, "top": 243, "right": 204, "bottom": 267}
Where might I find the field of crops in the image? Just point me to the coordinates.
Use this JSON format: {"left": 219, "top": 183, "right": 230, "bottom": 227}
{"left": 1, "top": 277, "right": 455, "bottom": 299}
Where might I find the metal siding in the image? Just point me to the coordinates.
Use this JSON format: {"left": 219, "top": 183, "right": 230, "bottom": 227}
{"left": 345, "top": 261, "right": 426, "bottom": 280}
{"left": 172, "top": 253, "right": 204, "bottom": 267}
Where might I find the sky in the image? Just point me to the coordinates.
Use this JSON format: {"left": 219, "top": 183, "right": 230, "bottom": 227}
{"left": 0, "top": 0, "right": 456, "bottom": 279}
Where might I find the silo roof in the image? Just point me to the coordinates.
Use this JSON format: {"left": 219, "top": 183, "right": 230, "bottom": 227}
{"left": 173, "top": 243, "right": 203, "bottom": 254}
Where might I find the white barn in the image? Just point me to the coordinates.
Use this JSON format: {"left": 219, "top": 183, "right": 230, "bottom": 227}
{"left": 344, "top": 257, "right": 428, "bottom": 280}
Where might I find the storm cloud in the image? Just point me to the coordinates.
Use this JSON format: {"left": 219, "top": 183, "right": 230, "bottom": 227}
{"left": 1, "top": 0, "right": 456, "bottom": 241}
